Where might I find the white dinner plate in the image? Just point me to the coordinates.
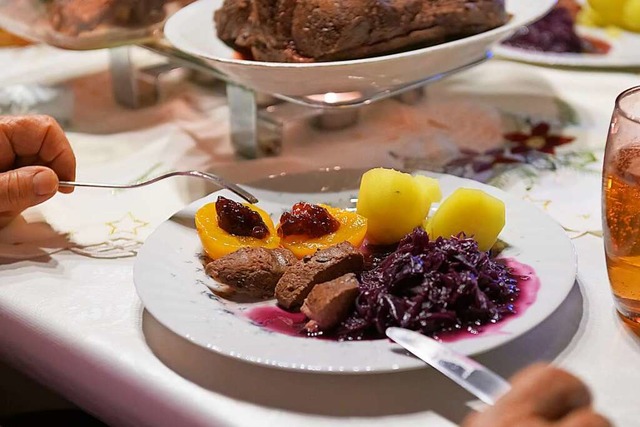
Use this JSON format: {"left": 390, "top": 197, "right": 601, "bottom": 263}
{"left": 133, "top": 169, "right": 577, "bottom": 374}
{"left": 495, "top": 25, "right": 640, "bottom": 68}
{"left": 163, "top": 0, "right": 555, "bottom": 96}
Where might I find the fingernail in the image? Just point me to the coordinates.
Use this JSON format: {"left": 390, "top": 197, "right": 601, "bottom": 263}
{"left": 33, "top": 170, "right": 58, "bottom": 196}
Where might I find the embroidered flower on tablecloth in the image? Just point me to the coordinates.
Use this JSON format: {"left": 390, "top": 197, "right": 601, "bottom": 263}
{"left": 503, "top": 122, "right": 575, "bottom": 155}
{"left": 445, "top": 148, "right": 523, "bottom": 174}
{"left": 443, "top": 122, "right": 579, "bottom": 179}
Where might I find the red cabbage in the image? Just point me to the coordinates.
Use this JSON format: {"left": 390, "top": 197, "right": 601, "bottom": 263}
{"left": 337, "top": 228, "right": 519, "bottom": 340}
{"left": 502, "top": 8, "right": 584, "bottom": 54}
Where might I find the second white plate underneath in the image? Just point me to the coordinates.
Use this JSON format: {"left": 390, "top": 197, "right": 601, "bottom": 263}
{"left": 495, "top": 26, "right": 640, "bottom": 68}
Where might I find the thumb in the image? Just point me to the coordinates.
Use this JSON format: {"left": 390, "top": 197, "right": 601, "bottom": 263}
{"left": 0, "top": 166, "right": 59, "bottom": 214}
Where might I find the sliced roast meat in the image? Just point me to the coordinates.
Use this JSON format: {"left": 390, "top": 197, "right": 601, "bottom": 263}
{"left": 205, "top": 247, "right": 297, "bottom": 298}
{"left": 275, "top": 242, "right": 364, "bottom": 310}
{"left": 214, "top": 0, "right": 508, "bottom": 63}
{"left": 301, "top": 273, "right": 359, "bottom": 332}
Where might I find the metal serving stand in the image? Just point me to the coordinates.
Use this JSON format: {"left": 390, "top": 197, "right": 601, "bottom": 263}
{"left": 111, "top": 40, "right": 492, "bottom": 159}
{"left": 0, "top": 2, "right": 493, "bottom": 159}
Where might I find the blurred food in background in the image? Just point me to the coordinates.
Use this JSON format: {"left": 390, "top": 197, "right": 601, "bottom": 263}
{"left": 0, "top": 28, "right": 31, "bottom": 47}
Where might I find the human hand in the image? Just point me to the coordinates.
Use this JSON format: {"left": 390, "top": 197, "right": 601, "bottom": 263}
{"left": 0, "top": 115, "right": 76, "bottom": 229}
{"left": 462, "top": 364, "right": 611, "bottom": 427}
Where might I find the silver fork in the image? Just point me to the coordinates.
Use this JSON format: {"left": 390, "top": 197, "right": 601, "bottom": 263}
{"left": 59, "top": 170, "right": 258, "bottom": 204}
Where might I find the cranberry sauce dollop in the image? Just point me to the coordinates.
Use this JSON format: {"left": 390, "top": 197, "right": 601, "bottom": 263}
{"left": 216, "top": 196, "right": 269, "bottom": 239}
{"left": 278, "top": 202, "right": 340, "bottom": 239}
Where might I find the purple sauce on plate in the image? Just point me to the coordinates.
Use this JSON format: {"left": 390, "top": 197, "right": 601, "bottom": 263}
{"left": 247, "top": 306, "right": 308, "bottom": 336}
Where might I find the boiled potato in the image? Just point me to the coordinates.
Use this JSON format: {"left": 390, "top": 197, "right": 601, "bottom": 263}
{"left": 622, "top": 0, "right": 640, "bottom": 32}
{"left": 587, "top": 0, "right": 625, "bottom": 25}
{"left": 357, "top": 168, "right": 441, "bottom": 244}
{"left": 578, "top": 5, "right": 607, "bottom": 26}
{"left": 414, "top": 175, "right": 442, "bottom": 203}
{"left": 429, "top": 188, "right": 505, "bottom": 252}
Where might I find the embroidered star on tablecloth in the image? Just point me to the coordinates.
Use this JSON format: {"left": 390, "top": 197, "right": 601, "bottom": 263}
{"left": 105, "top": 212, "right": 149, "bottom": 237}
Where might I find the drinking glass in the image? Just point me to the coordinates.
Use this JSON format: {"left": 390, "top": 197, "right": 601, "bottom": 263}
{"left": 603, "top": 86, "right": 640, "bottom": 323}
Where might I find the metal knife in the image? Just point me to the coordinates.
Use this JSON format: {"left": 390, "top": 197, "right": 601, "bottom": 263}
{"left": 386, "top": 327, "right": 511, "bottom": 406}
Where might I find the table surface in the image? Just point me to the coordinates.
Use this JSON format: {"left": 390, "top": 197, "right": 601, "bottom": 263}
{"left": 1, "top": 44, "right": 639, "bottom": 427}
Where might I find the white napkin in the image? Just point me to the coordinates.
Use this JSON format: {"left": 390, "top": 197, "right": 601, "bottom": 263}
{"left": 0, "top": 44, "right": 109, "bottom": 86}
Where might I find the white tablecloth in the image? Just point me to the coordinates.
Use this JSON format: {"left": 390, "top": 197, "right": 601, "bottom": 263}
{"left": 1, "top": 45, "right": 639, "bottom": 427}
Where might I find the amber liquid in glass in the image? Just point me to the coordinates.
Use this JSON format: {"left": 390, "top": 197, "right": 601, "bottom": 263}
{"left": 604, "top": 146, "right": 640, "bottom": 321}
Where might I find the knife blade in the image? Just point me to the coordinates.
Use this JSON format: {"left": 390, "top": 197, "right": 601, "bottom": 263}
{"left": 386, "top": 327, "right": 511, "bottom": 406}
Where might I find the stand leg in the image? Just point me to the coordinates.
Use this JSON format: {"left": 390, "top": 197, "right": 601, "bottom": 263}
{"left": 227, "top": 83, "right": 282, "bottom": 159}
{"left": 110, "top": 47, "right": 156, "bottom": 108}
{"left": 109, "top": 47, "right": 183, "bottom": 109}
{"left": 394, "top": 87, "right": 426, "bottom": 105}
